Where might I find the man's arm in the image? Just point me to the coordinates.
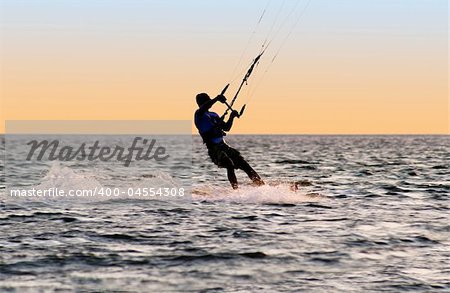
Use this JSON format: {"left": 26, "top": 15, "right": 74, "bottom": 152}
{"left": 222, "top": 110, "right": 239, "bottom": 132}
{"left": 197, "top": 95, "right": 226, "bottom": 115}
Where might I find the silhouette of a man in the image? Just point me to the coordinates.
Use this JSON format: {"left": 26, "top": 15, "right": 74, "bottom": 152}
{"left": 194, "top": 93, "right": 264, "bottom": 189}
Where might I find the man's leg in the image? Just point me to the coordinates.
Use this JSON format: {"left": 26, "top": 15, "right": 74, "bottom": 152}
{"left": 227, "top": 167, "right": 238, "bottom": 189}
{"left": 209, "top": 144, "right": 239, "bottom": 189}
{"left": 238, "top": 159, "right": 264, "bottom": 186}
{"left": 221, "top": 152, "right": 239, "bottom": 189}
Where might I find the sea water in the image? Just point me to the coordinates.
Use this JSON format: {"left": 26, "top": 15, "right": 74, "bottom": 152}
{"left": 0, "top": 135, "right": 449, "bottom": 292}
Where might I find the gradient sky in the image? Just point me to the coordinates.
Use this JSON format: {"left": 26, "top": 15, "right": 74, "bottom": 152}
{"left": 0, "top": 0, "right": 448, "bottom": 134}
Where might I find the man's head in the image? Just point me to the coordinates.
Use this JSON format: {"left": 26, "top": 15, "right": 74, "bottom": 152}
{"left": 196, "top": 93, "right": 211, "bottom": 107}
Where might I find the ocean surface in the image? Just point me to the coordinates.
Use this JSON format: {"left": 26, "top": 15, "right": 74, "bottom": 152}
{"left": 0, "top": 135, "right": 449, "bottom": 292}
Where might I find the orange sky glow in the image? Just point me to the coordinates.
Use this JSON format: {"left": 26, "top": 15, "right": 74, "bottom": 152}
{"left": 1, "top": 0, "right": 448, "bottom": 134}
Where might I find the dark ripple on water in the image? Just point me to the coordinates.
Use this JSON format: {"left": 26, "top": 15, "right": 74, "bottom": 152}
{"left": 1, "top": 135, "right": 449, "bottom": 292}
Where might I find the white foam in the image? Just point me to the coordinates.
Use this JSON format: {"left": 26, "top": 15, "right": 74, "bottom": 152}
{"left": 31, "top": 163, "right": 104, "bottom": 202}
{"left": 28, "top": 165, "right": 186, "bottom": 202}
{"left": 192, "top": 183, "right": 322, "bottom": 204}
{"left": 26, "top": 165, "right": 322, "bottom": 204}
{"left": 36, "top": 164, "right": 102, "bottom": 192}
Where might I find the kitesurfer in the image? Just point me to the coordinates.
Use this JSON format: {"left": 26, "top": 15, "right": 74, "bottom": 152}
{"left": 194, "top": 93, "right": 264, "bottom": 189}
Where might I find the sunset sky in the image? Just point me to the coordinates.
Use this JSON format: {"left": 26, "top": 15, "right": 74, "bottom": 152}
{"left": 1, "top": 0, "right": 448, "bottom": 134}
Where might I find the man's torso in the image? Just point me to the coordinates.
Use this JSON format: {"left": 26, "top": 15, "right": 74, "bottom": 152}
{"left": 194, "top": 110, "right": 224, "bottom": 144}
